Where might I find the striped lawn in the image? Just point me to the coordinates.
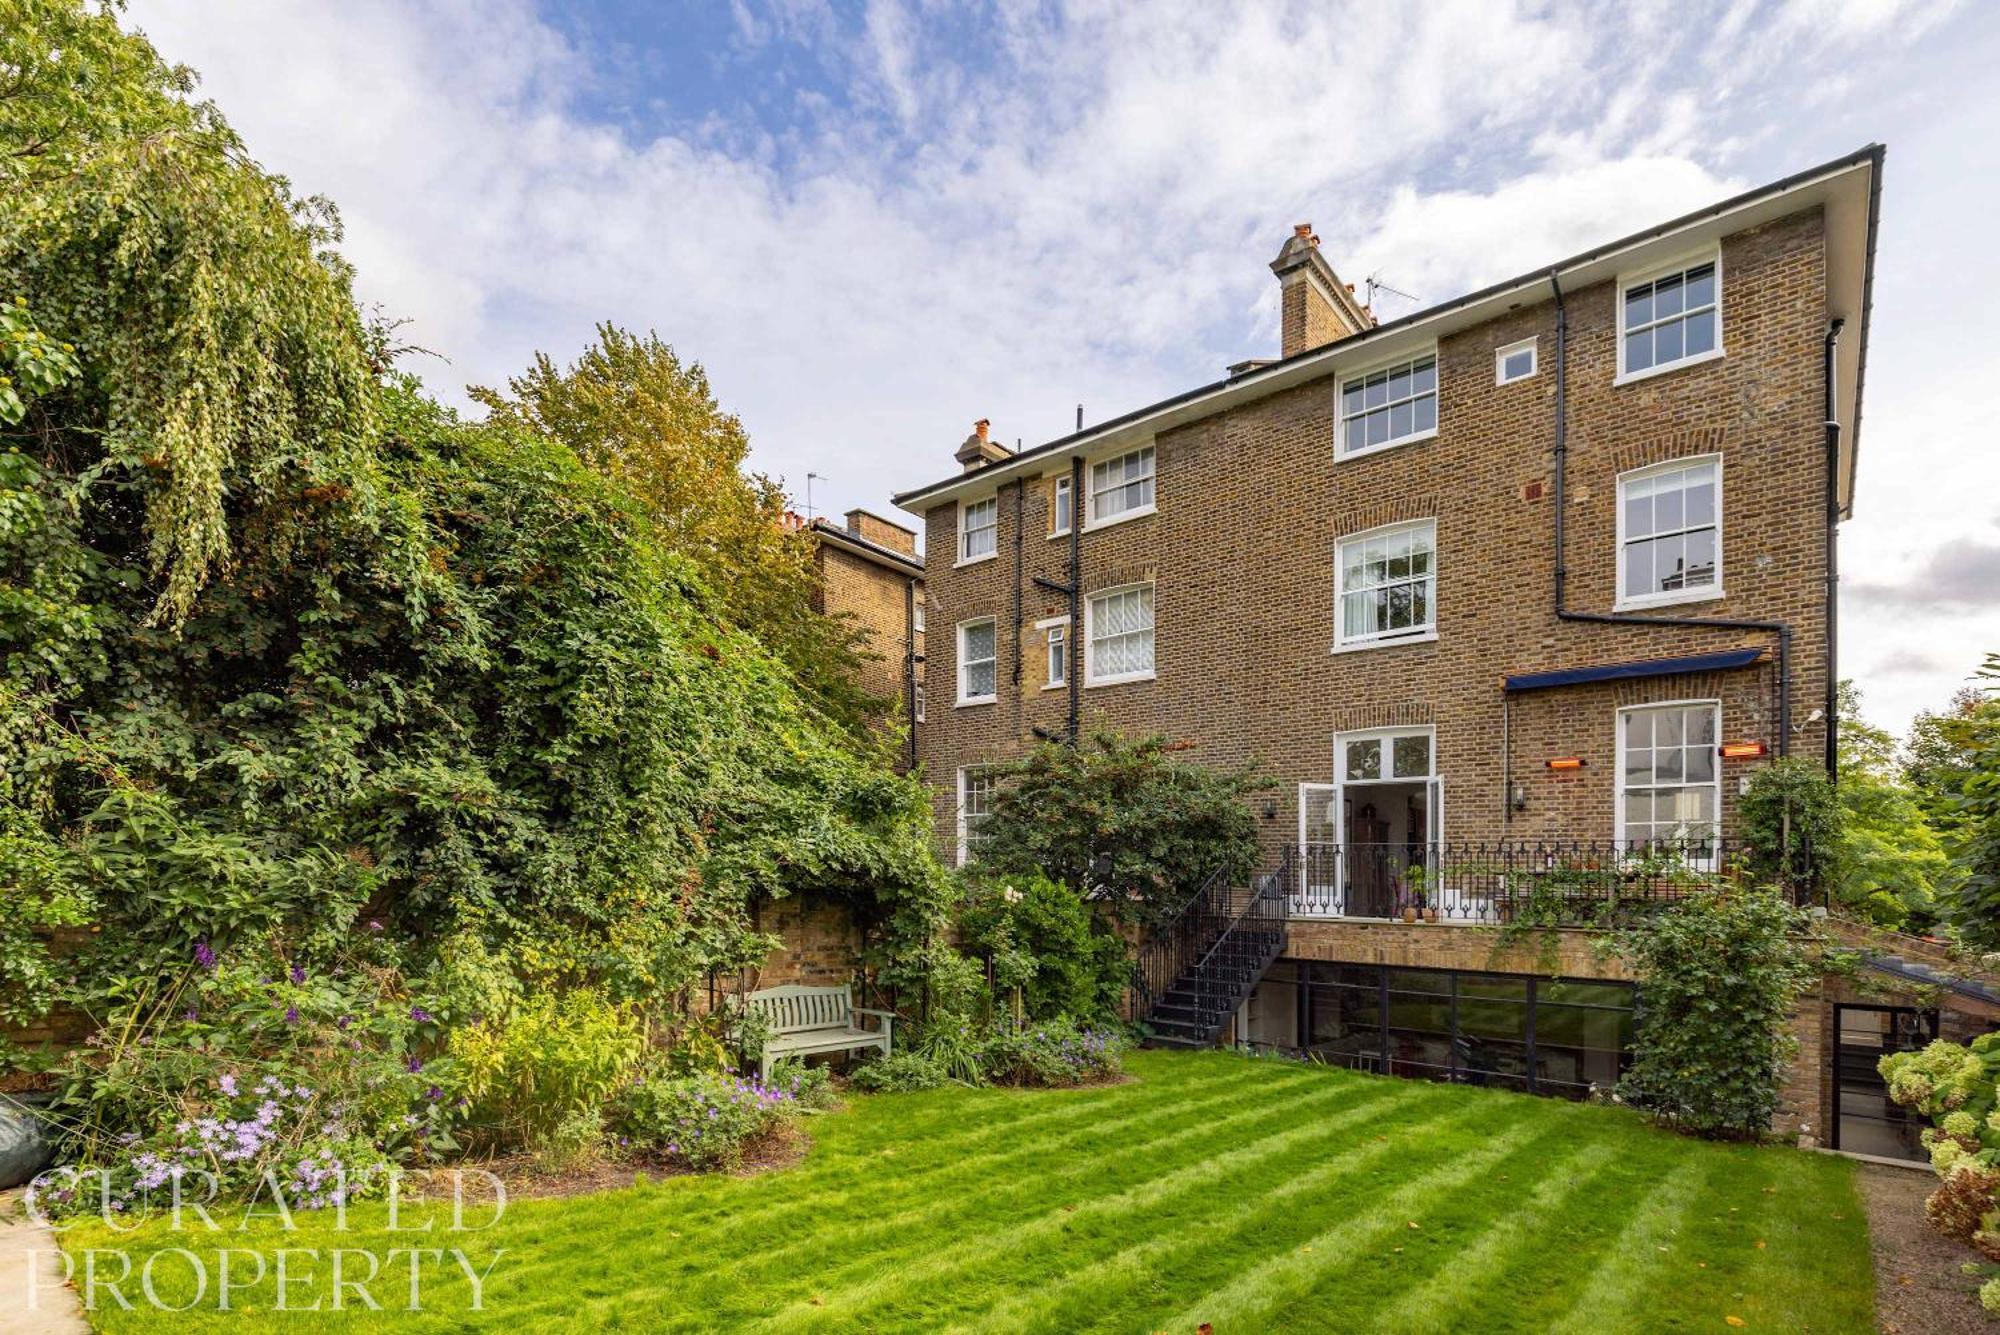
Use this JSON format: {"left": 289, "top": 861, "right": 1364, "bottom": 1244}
{"left": 63, "top": 1049, "right": 1873, "bottom": 1333}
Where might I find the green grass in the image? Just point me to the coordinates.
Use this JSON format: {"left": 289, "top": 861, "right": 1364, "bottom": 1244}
{"left": 61, "top": 1050, "right": 1873, "bottom": 1332}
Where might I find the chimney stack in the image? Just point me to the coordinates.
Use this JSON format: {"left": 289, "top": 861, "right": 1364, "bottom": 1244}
{"left": 1269, "top": 222, "right": 1373, "bottom": 359}
{"left": 954, "top": 417, "right": 1013, "bottom": 473}
{"left": 844, "top": 508, "right": 917, "bottom": 556}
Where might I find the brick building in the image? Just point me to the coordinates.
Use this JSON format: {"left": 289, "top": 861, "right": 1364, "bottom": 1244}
{"left": 803, "top": 508, "right": 925, "bottom": 768}
{"left": 883, "top": 145, "right": 1979, "bottom": 1151}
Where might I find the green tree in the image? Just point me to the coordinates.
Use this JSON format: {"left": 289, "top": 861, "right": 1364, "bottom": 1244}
{"left": 1943, "top": 654, "right": 2000, "bottom": 950}
{"left": 1903, "top": 684, "right": 1997, "bottom": 834}
{"left": 1831, "top": 682, "right": 1953, "bottom": 930}
{"left": 1738, "top": 757, "right": 1839, "bottom": 893}
{"left": 471, "top": 326, "right": 880, "bottom": 741}
{"left": 969, "top": 731, "right": 1271, "bottom": 927}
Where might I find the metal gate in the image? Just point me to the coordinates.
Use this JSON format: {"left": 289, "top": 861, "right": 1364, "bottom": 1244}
{"left": 1832, "top": 1004, "right": 1937, "bottom": 1160}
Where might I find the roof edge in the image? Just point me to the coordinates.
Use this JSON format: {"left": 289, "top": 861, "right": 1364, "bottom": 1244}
{"left": 893, "top": 144, "right": 1885, "bottom": 513}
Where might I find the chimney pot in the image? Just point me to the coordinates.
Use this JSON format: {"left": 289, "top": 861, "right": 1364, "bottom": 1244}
{"left": 1293, "top": 223, "right": 1313, "bottom": 239}
{"left": 975, "top": 418, "right": 990, "bottom": 441}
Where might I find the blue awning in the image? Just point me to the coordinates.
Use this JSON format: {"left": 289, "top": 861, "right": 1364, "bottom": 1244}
{"left": 1503, "top": 647, "right": 1768, "bottom": 693}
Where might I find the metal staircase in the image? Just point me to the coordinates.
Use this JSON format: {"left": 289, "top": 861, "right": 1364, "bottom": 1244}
{"left": 1134, "top": 850, "right": 1292, "bottom": 1048}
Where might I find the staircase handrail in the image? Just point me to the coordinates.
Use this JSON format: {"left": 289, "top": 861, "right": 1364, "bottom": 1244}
{"left": 1186, "top": 846, "right": 1294, "bottom": 981}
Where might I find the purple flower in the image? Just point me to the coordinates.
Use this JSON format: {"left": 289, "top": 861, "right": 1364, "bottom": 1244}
{"left": 366, "top": 920, "right": 383, "bottom": 933}
{"left": 409, "top": 1005, "right": 433, "bottom": 1024}
{"left": 284, "top": 1005, "right": 300, "bottom": 1025}
{"left": 182, "top": 1006, "right": 199, "bottom": 1022}
{"left": 426, "top": 1086, "right": 442, "bottom": 1100}
{"left": 290, "top": 964, "right": 306, "bottom": 984}
{"left": 336, "top": 1015, "right": 351, "bottom": 1031}
{"left": 193, "top": 941, "right": 217, "bottom": 970}
{"left": 218, "top": 1074, "right": 238, "bottom": 1097}
{"left": 405, "top": 1056, "right": 423, "bottom": 1074}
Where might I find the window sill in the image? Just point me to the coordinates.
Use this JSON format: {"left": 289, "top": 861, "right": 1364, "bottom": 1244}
{"left": 1614, "top": 347, "right": 1724, "bottom": 387}
{"left": 1613, "top": 588, "right": 1725, "bottom": 613}
{"left": 1330, "top": 630, "right": 1438, "bottom": 656}
{"left": 1048, "top": 528, "right": 1072, "bottom": 541}
{"left": 1085, "top": 671, "right": 1156, "bottom": 689}
{"left": 954, "top": 696, "right": 996, "bottom": 709}
{"left": 1041, "top": 681, "right": 1068, "bottom": 692}
{"left": 1083, "top": 503, "right": 1156, "bottom": 533}
{"left": 953, "top": 551, "right": 999, "bottom": 569}
{"left": 1336, "top": 427, "right": 1436, "bottom": 465}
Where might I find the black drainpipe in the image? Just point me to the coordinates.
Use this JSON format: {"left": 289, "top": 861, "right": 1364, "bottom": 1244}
{"left": 1011, "top": 480, "right": 1025, "bottom": 689}
{"left": 1823, "top": 317, "right": 1846, "bottom": 779}
{"left": 1030, "top": 456, "right": 1086, "bottom": 745}
{"left": 1548, "top": 271, "right": 1793, "bottom": 758}
{"left": 904, "top": 574, "right": 920, "bottom": 772}
{"left": 1067, "top": 457, "right": 1082, "bottom": 743}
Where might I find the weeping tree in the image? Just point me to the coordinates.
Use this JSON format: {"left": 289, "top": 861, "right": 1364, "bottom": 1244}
{"left": 0, "top": 2, "right": 950, "bottom": 1046}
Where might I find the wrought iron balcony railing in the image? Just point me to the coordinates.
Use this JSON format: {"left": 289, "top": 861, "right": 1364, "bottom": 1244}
{"left": 1287, "top": 839, "right": 1801, "bottom": 928}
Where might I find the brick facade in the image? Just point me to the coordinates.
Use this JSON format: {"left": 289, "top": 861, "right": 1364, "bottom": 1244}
{"left": 916, "top": 207, "right": 1831, "bottom": 861}
{"left": 807, "top": 511, "right": 924, "bottom": 763}
{"left": 889, "top": 164, "right": 1910, "bottom": 1131}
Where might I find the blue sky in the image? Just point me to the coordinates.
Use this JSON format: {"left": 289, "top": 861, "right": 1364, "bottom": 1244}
{"left": 127, "top": 0, "right": 2000, "bottom": 732}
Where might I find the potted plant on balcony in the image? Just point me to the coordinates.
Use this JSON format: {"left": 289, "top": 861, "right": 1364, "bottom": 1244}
{"left": 1403, "top": 866, "right": 1435, "bottom": 923}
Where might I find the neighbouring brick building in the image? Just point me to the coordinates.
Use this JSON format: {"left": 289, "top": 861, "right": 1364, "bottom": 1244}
{"left": 884, "top": 145, "right": 1986, "bottom": 1152}
{"left": 802, "top": 508, "right": 925, "bottom": 768}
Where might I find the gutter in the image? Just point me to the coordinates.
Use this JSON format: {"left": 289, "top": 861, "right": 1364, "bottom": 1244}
{"left": 1547, "top": 271, "right": 1795, "bottom": 759}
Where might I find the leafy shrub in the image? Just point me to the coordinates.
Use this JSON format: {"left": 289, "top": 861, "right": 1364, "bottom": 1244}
{"left": 767, "top": 1059, "right": 837, "bottom": 1111}
{"left": 449, "top": 989, "right": 644, "bottom": 1152}
{"left": 968, "top": 732, "right": 1270, "bottom": 928}
{"left": 1616, "top": 888, "right": 1817, "bottom": 1138}
{"left": 1740, "top": 759, "right": 1841, "bottom": 894}
{"left": 39, "top": 955, "right": 452, "bottom": 1213}
{"left": 959, "top": 874, "right": 1131, "bottom": 1025}
{"left": 1880, "top": 1032, "right": 2000, "bottom": 1312}
{"left": 914, "top": 1022, "right": 988, "bottom": 1085}
{"left": 849, "top": 1050, "right": 950, "bottom": 1093}
{"left": 981, "top": 1020, "right": 1126, "bottom": 1087}
{"left": 610, "top": 1072, "right": 796, "bottom": 1171}
{"left": 537, "top": 1107, "right": 607, "bottom": 1175}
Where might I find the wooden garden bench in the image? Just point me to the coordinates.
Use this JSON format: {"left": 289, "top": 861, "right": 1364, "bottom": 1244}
{"left": 746, "top": 983, "right": 894, "bottom": 1082}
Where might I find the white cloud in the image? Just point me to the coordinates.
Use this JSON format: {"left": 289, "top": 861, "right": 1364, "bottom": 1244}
{"left": 123, "top": 0, "right": 2000, "bottom": 736}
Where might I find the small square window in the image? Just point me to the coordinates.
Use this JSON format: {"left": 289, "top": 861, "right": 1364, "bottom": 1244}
{"left": 1496, "top": 338, "right": 1537, "bottom": 385}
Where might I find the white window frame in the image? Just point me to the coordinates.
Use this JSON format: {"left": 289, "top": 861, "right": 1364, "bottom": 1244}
{"left": 1084, "top": 582, "right": 1156, "bottom": 687}
{"left": 1332, "top": 518, "right": 1438, "bottom": 654}
{"left": 1036, "top": 615, "right": 1069, "bottom": 690}
{"left": 955, "top": 617, "right": 997, "bottom": 706}
{"left": 1614, "top": 454, "right": 1723, "bottom": 611}
{"left": 913, "top": 597, "right": 925, "bottom": 634}
{"left": 913, "top": 682, "right": 925, "bottom": 723}
{"left": 1336, "top": 345, "right": 1439, "bottom": 461}
{"left": 1495, "top": 336, "right": 1538, "bottom": 385}
{"left": 1050, "top": 474, "right": 1074, "bottom": 539}
{"left": 956, "top": 765, "right": 998, "bottom": 867}
{"left": 1085, "top": 446, "right": 1156, "bottom": 530}
{"left": 956, "top": 496, "right": 998, "bottom": 567}
{"left": 1338, "top": 725, "right": 1438, "bottom": 785}
{"left": 1614, "top": 248, "right": 1723, "bottom": 386}
{"left": 1614, "top": 699, "right": 1722, "bottom": 855}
